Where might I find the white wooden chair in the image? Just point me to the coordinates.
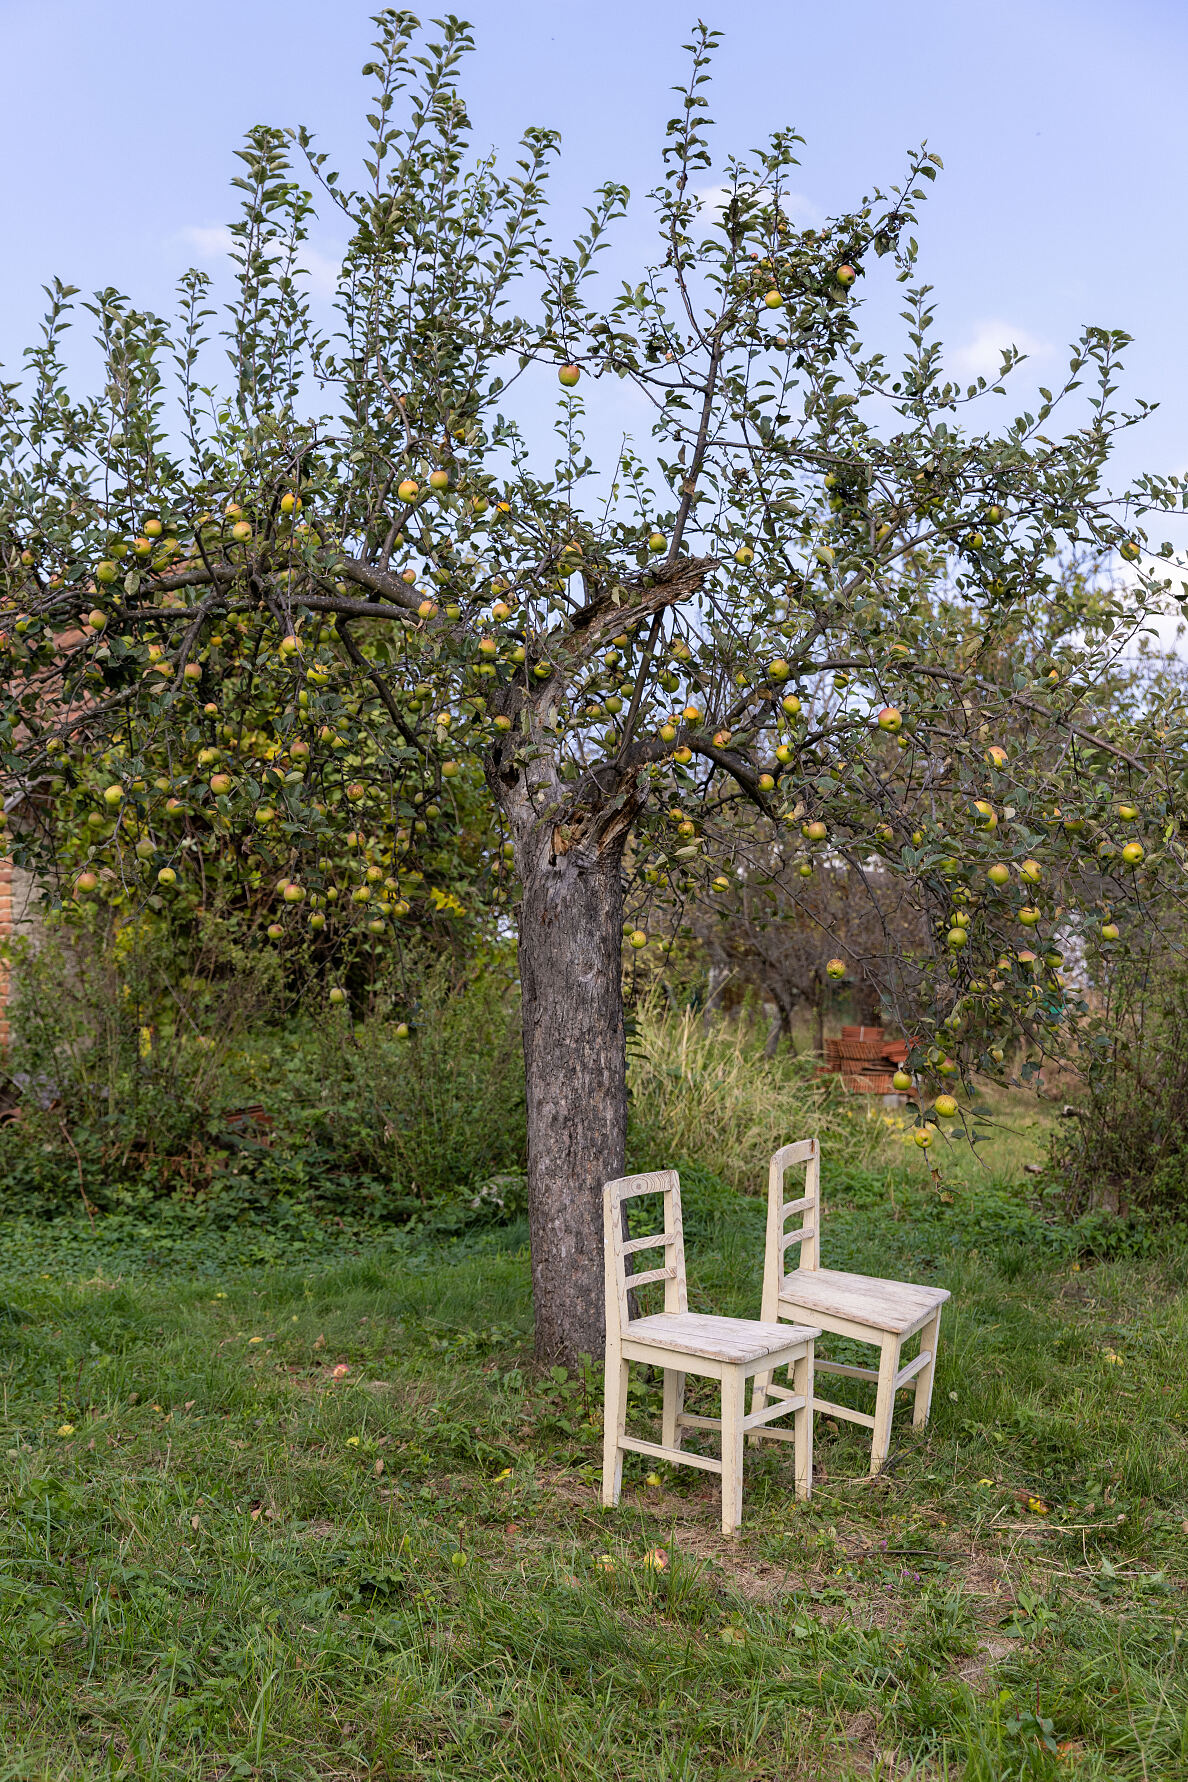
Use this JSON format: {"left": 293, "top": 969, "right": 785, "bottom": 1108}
{"left": 602, "top": 1168, "right": 819, "bottom": 1534}
{"left": 752, "top": 1139, "right": 949, "bottom": 1476}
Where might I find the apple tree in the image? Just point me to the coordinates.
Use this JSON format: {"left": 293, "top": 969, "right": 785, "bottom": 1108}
{"left": 1, "top": 13, "right": 1183, "bottom": 1357}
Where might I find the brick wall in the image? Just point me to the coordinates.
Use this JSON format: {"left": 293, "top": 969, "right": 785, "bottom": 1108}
{"left": 0, "top": 853, "right": 11, "bottom": 1051}
{"left": 0, "top": 855, "right": 44, "bottom": 1054}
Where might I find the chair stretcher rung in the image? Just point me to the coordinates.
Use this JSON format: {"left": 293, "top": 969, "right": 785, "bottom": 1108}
{"left": 751, "top": 1421, "right": 798, "bottom": 1443}
{"left": 894, "top": 1349, "right": 932, "bottom": 1388}
{"left": 813, "top": 1396, "right": 876, "bottom": 1430}
{"left": 621, "top": 1232, "right": 671, "bottom": 1256}
{"left": 744, "top": 1394, "right": 805, "bottom": 1430}
{"left": 626, "top": 1264, "right": 677, "bottom": 1288}
{"left": 619, "top": 1436, "right": 722, "bottom": 1474}
{"left": 814, "top": 1358, "right": 880, "bottom": 1384}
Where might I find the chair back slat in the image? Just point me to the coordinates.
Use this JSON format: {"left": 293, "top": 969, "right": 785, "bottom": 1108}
{"left": 761, "top": 1139, "right": 820, "bottom": 1324}
{"left": 621, "top": 1232, "right": 670, "bottom": 1257}
{"left": 603, "top": 1169, "right": 687, "bottom": 1336}
{"left": 624, "top": 1263, "right": 678, "bottom": 1290}
{"left": 780, "top": 1194, "right": 814, "bottom": 1221}
{"left": 780, "top": 1225, "right": 816, "bottom": 1253}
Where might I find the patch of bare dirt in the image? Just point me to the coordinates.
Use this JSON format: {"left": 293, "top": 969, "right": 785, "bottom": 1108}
{"left": 957, "top": 1637, "right": 1020, "bottom": 1688}
{"left": 294, "top": 1519, "right": 339, "bottom": 1540}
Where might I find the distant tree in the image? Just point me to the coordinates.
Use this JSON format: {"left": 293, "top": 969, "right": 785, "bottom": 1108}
{"left": 680, "top": 858, "right": 928, "bottom": 1055}
{"left": 1, "top": 14, "right": 1182, "bottom": 1356}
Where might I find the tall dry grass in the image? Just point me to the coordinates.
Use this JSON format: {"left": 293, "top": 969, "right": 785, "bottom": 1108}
{"left": 627, "top": 1000, "right": 883, "bottom": 1192}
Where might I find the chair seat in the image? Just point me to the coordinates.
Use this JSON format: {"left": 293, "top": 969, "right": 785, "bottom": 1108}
{"left": 625, "top": 1311, "right": 819, "bottom": 1364}
{"left": 776, "top": 1268, "right": 949, "bottom": 1334}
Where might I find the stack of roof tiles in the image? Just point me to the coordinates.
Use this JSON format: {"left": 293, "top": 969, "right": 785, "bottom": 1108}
{"left": 821, "top": 1024, "right": 909, "bottom": 1095}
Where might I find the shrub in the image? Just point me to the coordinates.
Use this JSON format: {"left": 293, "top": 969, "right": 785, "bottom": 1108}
{"left": 298, "top": 957, "right": 526, "bottom": 1204}
{"left": 1048, "top": 947, "right": 1188, "bottom": 1219}
{"left": 0, "top": 920, "right": 525, "bottom": 1218}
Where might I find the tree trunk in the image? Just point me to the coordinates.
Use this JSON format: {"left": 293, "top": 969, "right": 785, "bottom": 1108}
{"left": 516, "top": 830, "right": 628, "bottom": 1361}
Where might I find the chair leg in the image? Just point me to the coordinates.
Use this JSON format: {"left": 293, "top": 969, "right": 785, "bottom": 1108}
{"left": 720, "top": 1367, "right": 746, "bottom": 1535}
{"left": 748, "top": 1364, "right": 772, "bottom": 1448}
{"left": 913, "top": 1310, "right": 942, "bottom": 1430}
{"left": 793, "top": 1341, "right": 814, "bottom": 1499}
{"left": 662, "top": 1368, "right": 685, "bottom": 1451}
{"left": 602, "top": 1351, "right": 628, "bottom": 1508}
{"left": 870, "top": 1334, "right": 900, "bottom": 1476}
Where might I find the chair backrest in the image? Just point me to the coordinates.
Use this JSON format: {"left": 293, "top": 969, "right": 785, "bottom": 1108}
{"left": 761, "top": 1139, "right": 820, "bottom": 1321}
{"left": 603, "top": 1169, "right": 687, "bottom": 1340}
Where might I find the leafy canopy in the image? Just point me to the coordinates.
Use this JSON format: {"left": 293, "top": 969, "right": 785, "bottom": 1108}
{"left": 1, "top": 10, "right": 1185, "bottom": 1105}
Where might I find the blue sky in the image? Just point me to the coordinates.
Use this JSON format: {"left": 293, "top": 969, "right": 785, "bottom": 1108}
{"left": 2, "top": 0, "right": 1185, "bottom": 513}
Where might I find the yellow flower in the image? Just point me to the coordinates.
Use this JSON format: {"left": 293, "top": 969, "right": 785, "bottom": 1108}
{"left": 1103, "top": 1349, "right": 1123, "bottom": 1365}
{"left": 493, "top": 1467, "right": 513, "bottom": 1481}
{"left": 57, "top": 1423, "right": 75, "bottom": 1437}
{"left": 346, "top": 1436, "right": 360, "bottom": 1447}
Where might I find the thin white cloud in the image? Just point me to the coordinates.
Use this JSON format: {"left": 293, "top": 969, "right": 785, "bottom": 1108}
{"left": 950, "top": 319, "right": 1050, "bottom": 382}
{"left": 178, "top": 224, "right": 234, "bottom": 260}
{"left": 695, "top": 183, "right": 821, "bottom": 228}
{"left": 175, "top": 226, "right": 342, "bottom": 299}
{"left": 1113, "top": 544, "right": 1188, "bottom": 655}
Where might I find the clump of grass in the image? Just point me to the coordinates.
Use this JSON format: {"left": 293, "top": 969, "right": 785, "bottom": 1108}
{"left": 628, "top": 1000, "right": 882, "bottom": 1191}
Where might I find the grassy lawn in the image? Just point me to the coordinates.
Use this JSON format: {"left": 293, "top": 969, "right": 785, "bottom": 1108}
{"left": 1, "top": 1155, "right": 1186, "bottom": 1780}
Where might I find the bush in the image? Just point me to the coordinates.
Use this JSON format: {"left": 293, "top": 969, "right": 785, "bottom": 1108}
{"left": 1047, "top": 947, "right": 1188, "bottom": 1220}
{"left": 293, "top": 957, "right": 526, "bottom": 1205}
{"left": 0, "top": 920, "right": 525, "bottom": 1219}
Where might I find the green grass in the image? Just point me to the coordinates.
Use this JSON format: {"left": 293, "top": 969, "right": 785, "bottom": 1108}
{"left": 1, "top": 1167, "right": 1186, "bottom": 1780}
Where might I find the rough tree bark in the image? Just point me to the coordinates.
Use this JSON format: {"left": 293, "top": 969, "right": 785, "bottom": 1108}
{"left": 517, "top": 830, "right": 629, "bottom": 1359}
{"left": 487, "top": 721, "right": 642, "bottom": 1359}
